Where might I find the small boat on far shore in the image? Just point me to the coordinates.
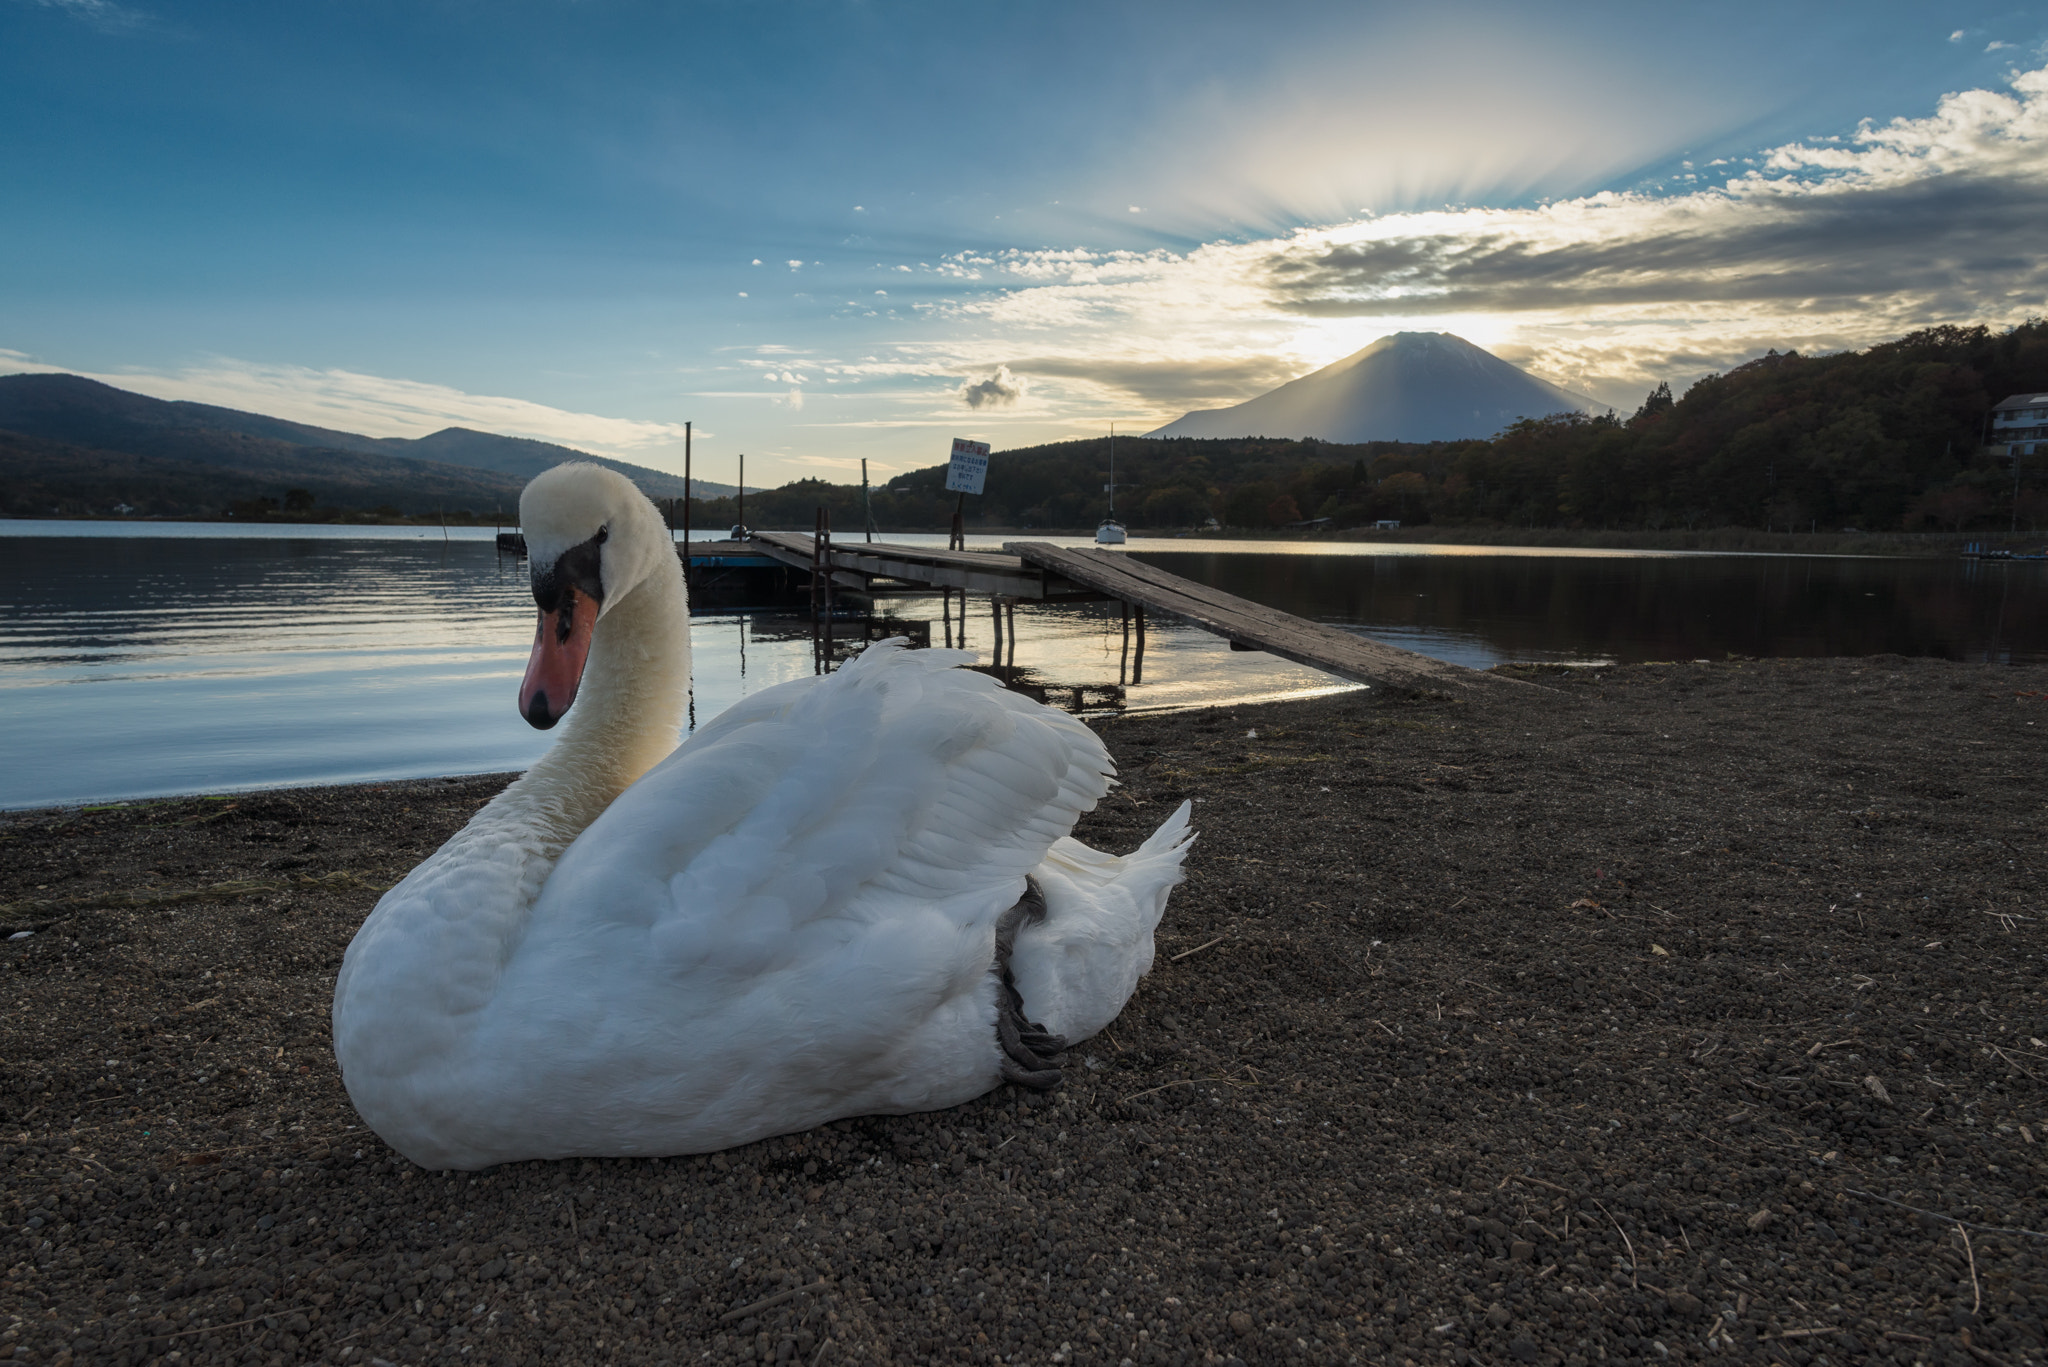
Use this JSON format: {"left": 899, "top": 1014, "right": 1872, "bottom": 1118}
{"left": 1096, "top": 422, "right": 1128, "bottom": 545}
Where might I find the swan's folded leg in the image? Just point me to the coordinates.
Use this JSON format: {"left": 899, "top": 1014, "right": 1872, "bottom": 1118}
{"left": 994, "top": 877, "right": 1067, "bottom": 1090}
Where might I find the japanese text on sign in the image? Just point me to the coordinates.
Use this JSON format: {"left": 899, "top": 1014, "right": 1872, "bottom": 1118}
{"left": 945, "top": 438, "right": 991, "bottom": 495}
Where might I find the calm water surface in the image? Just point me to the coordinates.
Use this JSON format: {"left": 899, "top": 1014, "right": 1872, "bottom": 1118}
{"left": 3, "top": 521, "right": 2041, "bottom": 808}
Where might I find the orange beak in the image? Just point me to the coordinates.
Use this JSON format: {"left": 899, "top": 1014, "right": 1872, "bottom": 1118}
{"left": 518, "top": 586, "right": 598, "bottom": 729}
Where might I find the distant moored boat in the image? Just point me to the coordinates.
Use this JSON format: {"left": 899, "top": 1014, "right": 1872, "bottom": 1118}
{"left": 1096, "top": 422, "right": 1128, "bottom": 545}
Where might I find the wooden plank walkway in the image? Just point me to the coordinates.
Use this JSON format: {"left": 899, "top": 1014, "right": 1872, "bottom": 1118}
{"left": 1005, "top": 542, "right": 1524, "bottom": 696}
{"left": 748, "top": 530, "right": 1094, "bottom": 599}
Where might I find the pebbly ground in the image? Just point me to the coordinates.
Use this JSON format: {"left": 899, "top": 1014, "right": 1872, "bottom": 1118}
{"left": 0, "top": 655, "right": 2044, "bottom": 1367}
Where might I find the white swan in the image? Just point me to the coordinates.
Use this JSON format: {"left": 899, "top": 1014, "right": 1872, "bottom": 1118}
{"left": 331, "top": 463, "right": 1194, "bottom": 1170}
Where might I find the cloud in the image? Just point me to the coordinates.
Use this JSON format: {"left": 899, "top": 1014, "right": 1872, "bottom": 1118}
{"left": 1951, "top": 29, "right": 1966, "bottom": 42}
{"left": 845, "top": 63, "right": 2048, "bottom": 417}
{"left": 0, "top": 351, "right": 698, "bottom": 460}
{"left": 1007, "top": 355, "right": 1302, "bottom": 409}
{"left": 959, "top": 365, "right": 1027, "bottom": 409}
{"left": 15, "top": 0, "right": 151, "bottom": 34}
{"left": 1987, "top": 40, "right": 2013, "bottom": 52}
{"left": 1254, "top": 66, "right": 2048, "bottom": 324}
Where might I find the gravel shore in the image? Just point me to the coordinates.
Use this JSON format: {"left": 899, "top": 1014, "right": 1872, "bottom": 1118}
{"left": 2, "top": 656, "right": 2045, "bottom": 1367}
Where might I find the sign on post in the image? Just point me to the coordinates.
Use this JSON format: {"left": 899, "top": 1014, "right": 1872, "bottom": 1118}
{"left": 945, "top": 438, "right": 990, "bottom": 495}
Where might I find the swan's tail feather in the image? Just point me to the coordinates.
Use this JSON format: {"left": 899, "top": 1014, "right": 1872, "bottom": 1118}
{"left": 1135, "top": 798, "right": 1195, "bottom": 860}
{"left": 1007, "top": 800, "right": 1196, "bottom": 1046}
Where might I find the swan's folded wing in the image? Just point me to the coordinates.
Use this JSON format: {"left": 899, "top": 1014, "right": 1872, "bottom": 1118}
{"left": 530, "top": 641, "right": 1113, "bottom": 986}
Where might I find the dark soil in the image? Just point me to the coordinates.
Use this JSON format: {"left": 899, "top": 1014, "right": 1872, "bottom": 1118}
{"left": 2, "top": 656, "right": 2045, "bottom": 1367}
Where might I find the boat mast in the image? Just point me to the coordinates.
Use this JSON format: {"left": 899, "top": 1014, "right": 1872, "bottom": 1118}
{"left": 1108, "top": 422, "right": 1116, "bottom": 520}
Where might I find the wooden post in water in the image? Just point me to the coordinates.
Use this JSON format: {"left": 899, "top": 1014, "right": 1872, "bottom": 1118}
{"left": 1119, "top": 601, "right": 1131, "bottom": 686}
{"left": 1133, "top": 604, "right": 1146, "bottom": 685}
{"left": 821, "top": 508, "right": 835, "bottom": 668}
{"left": 810, "top": 507, "right": 824, "bottom": 671}
{"left": 991, "top": 595, "right": 1003, "bottom": 676}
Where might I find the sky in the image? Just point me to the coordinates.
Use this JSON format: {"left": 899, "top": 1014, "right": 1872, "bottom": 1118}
{"left": 3, "top": 0, "right": 2046, "bottom": 487}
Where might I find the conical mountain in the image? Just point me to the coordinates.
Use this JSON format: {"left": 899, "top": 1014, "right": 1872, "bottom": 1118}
{"left": 1146, "top": 332, "right": 1600, "bottom": 442}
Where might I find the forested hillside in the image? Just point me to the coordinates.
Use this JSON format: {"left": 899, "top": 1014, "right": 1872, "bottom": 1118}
{"left": 670, "top": 322, "right": 2048, "bottom": 536}
{"left": 8, "top": 323, "right": 2044, "bottom": 531}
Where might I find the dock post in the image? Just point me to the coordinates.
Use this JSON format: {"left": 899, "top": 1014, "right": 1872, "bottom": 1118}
{"left": 821, "top": 508, "right": 835, "bottom": 668}
{"left": 810, "top": 509, "right": 824, "bottom": 671}
{"left": 1133, "top": 604, "right": 1146, "bottom": 685}
{"left": 1006, "top": 599, "right": 1017, "bottom": 679}
{"left": 1119, "top": 601, "right": 1131, "bottom": 686}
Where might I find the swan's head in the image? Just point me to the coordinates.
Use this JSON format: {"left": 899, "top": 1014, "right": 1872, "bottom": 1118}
{"left": 516, "top": 462, "right": 675, "bottom": 730}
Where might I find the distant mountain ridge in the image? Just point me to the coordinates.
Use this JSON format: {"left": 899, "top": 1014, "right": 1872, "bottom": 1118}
{"left": 1147, "top": 332, "right": 1601, "bottom": 443}
{"left": 0, "top": 373, "right": 738, "bottom": 509}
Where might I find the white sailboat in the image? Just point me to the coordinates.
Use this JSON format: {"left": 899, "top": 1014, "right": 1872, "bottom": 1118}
{"left": 1096, "top": 422, "right": 1127, "bottom": 545}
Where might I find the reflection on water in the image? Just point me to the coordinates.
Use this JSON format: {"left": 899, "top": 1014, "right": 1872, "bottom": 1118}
{"left": 1144, "top": 550, "right": 2048, "bottom": 669}
{"left": 0, "top": 536, "right": 1344, "bottom": 809}
{"left": 2, "top": 529, "right": 2041, "bottom": 809}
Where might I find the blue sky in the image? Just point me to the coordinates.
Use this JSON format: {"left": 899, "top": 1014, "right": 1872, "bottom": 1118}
{"left": 4, "top": 0, "right": 2045, "bottom": 485}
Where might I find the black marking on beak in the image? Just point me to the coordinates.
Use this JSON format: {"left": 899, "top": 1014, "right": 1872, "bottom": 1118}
{"left": 531, "top": 528, "right": 607, "bottom": 615}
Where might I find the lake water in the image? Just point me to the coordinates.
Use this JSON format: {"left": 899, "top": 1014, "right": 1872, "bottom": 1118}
{"left": 3, "top": 521, "right": 2042, "bottom": 809}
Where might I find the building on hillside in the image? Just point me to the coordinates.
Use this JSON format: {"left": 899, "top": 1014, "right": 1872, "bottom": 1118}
{"left": 1990, "top": 392, "right": 2048, "bottom": 459}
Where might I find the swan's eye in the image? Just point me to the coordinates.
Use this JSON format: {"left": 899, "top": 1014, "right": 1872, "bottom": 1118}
{"left": 596, "top": 526, "right": 609, "bottom": 544}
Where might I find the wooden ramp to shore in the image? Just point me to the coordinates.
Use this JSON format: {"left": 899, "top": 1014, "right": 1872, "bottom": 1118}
{"left": 744, "top": 530, "right": 1517, "bottom": 695}
{"left": 1006, "top": 542, "right": 1520, "bottom": 696}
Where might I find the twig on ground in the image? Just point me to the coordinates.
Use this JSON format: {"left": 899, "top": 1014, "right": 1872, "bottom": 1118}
{"left": 1592, "top": 1199, "right": 1638, "bottom": 1289}
{"left": 1120, "top": 1076, "right": 1246, "bottom": 1104}
{"left": 173, "top": 1131, "right": 356, "bottom": 1163}
{"left": 157, "top": 1311, "right": 284, "bottom": 1341}
{"left": 1509, "top": 1174, "right": 1575, "bottom": 1197}
{"left": 1989, "top": 1046, "right": 2041, "bottom": 1082}
{"left": 1844, "top": 1189, "right": 2047, "bottom": 1240}
{"left": 327, "top": 1307, "right": 408, "bottom": 1349}
{"left": 1169, "top": 935, "right": 1228, "bottom": 963}
{"left": 1958, "top": 1223, "right": 1981, "bottom": 1316}
{"left": 1959, "top": 1335, "right": 2013, "bottom": 1367}
{"left": 721, "top": 1279, "right": 835, "bottom": 1323}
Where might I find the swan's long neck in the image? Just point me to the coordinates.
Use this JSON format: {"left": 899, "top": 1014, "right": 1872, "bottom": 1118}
{"left": 497, "top": 550, "right": 691, "bottom": 856}
{"left": 332, "top": 505, "right": 691, "bottom": 1118}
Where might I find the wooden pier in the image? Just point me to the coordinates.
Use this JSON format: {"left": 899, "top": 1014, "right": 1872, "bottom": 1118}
{"left": 1005, "top": 543, "right": 1518, "bottom": 696}
{"left": 741, "top": 531, "right": 1517, "bottom": 696}
{"left": 747, "top": 530, "right": 1095, "bottom": 598}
